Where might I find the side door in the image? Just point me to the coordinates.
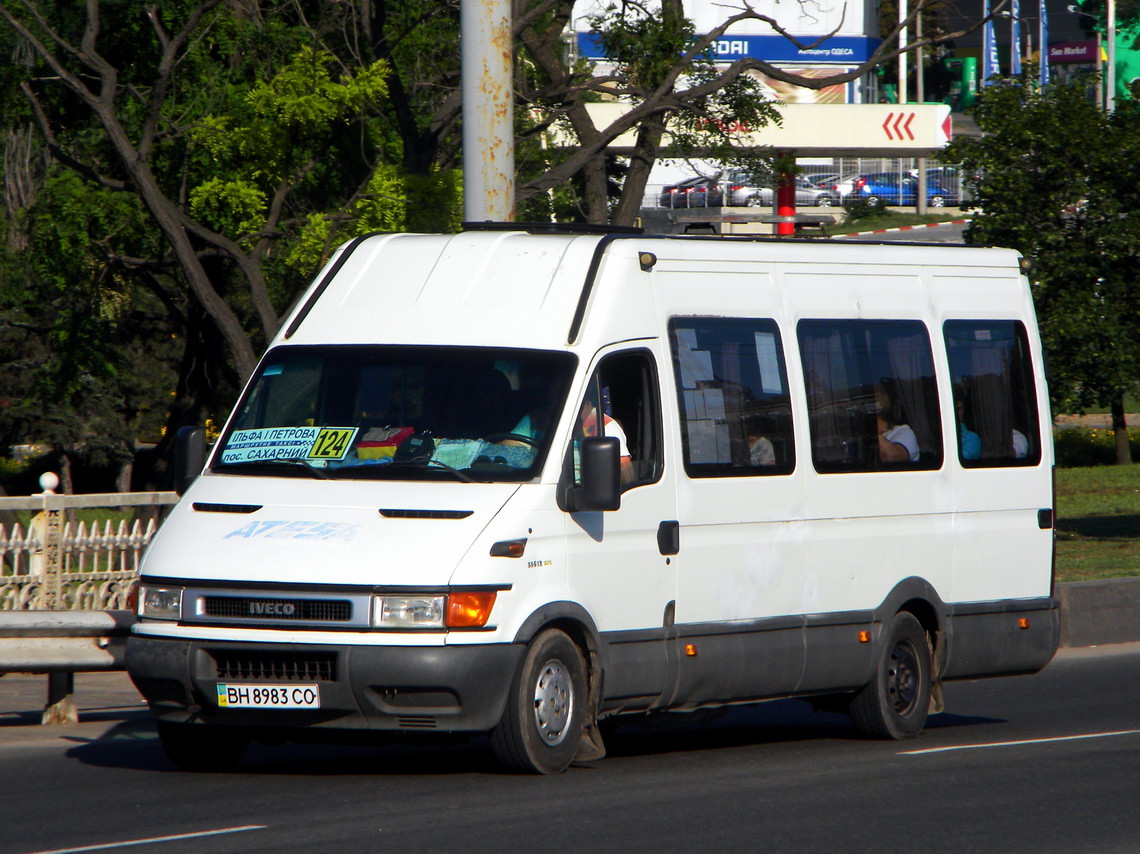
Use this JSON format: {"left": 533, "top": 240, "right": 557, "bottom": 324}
{"left": 561, "top": 345, "right": 677, "bottom": 710}
{"left": 667, "top": 316, "right": 807, "bottom": 703}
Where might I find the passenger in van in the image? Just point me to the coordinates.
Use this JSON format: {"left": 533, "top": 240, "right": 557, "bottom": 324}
{"left": 745, "top": 416, "right": 776, "bottom": 466}
{"left": 954, "top": 392, "right": 982, "bottom": 461}
{"left": 1012, "top": 428, "right": 1029, "bottom": 458}
{"left": 875, "top": 388, "right": 920, "bottom": 463}
{"left": 580, "top": 399, "right": 634, "bottom": 484}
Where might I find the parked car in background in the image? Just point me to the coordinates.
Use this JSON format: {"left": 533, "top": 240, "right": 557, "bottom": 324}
{"left": 720, "top": 171, "right": 839, "bottom": 208}
{"left": 802, "top": 172, "right": 841, "bottom": 189}
{"left": 848, "top": 171, "right": 960, "bottom": 208}
{"left": 658, "top": 175, "right": 720, "bottom": 208}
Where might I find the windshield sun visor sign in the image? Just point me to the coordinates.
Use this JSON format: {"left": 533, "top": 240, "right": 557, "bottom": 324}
{"left": 221, "top": 426, "right": 359, "bottom": 463}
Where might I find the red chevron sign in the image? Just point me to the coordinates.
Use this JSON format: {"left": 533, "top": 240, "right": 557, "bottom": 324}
{"left": 882, "top": 112, "right": 916, "bottom": 141}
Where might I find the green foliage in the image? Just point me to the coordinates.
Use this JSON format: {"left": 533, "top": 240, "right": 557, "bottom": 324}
{"left": 590, "top": 8, "right": 697, "bottom": 90}
{"left": 841, "top": 196, "right": 883, "bottom": 223}
{"left": 189, "top": 179, "right": 267, "bottom": 243}
{"left": 1055, "top": 427, "right": 1140, "bottom": 467}
{"left": 947, "top": 77, "right": 1140, "bottom": 421}
{"left": 0, "top": 169, "right": 177, "bottom": 467}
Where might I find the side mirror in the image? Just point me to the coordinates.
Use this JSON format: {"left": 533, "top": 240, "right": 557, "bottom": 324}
{"left": 566, "top": 437, "right": 621, "bottom": 512}
{"left": 173, "top": 426, "right": 206, "bottom": 495}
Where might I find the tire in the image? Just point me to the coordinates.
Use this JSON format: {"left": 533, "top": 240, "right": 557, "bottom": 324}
{"left": 866, "top": 195, "right": 882, "bottom": 207}
{"left": 157, "top": 720, "right": 249, "bottom": 771}
{"left": 816, "top": 195, "right": 835, "bottom": 208}
{"left": 849, "top": 612, "right": 931, "bottom": 740}
{"left": 491, "top": 629, "right": 587, "bottom": 774}
{"left": 930, "top": 194, "right": 946, "bottom": 208}
{"left": 745, "top": 195, "right": 764, "bottom": 208}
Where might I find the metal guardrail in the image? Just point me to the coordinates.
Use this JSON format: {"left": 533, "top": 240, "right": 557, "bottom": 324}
{"left": 0, "top": 473, "right": 176, "bottom": 722}
{"left": 0, "top": 609, "right": 137, "bottom": 723}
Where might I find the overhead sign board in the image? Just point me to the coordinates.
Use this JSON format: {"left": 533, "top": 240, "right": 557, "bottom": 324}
{"left": 569, "top": 102, "right": 953, "bottom": 157}
{"left": 576, "top": 32, "right": 882, "bottom": 64}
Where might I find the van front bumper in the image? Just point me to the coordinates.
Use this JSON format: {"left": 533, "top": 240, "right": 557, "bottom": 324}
{"left": 126, "top": 635, "right": 523, "bottom": 735}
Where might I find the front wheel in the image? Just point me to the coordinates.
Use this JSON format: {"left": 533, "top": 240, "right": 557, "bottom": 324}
{"left": 929, "top": 194, "right": 946, "bottom": 208}
{"left": 157, "top": 720, "right": 249, "bottom": 771}
{"left": 491, "top": 629, "right": 587, "bottom": 774}
{"left": 848, "top": 612, "right": 931, "bottom": 739}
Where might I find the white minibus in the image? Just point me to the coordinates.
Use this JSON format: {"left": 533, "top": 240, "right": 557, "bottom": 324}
{"left": 127, "top": 224, "right": 1059, "bottom": 773}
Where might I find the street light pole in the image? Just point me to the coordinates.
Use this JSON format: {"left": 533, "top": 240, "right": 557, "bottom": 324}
{"left": 1107, "top": 0, "right": 1116, "bottom": 111}
{"left": 1067, "top": 5, "right": 1105, "bottom": 109}
{"left": 899, "top": 0, "right": 908, "bottom": 103}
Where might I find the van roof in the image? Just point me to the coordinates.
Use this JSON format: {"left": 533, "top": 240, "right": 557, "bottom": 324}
{"left": 275, "top": 227, "right": 1024, "bottom": 353}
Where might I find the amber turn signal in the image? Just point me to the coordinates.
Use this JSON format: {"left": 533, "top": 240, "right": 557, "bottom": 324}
{"left": 447, "top": 591, "right": 497, "bottom": 628}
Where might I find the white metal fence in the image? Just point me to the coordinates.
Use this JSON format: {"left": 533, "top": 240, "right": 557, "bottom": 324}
{"left": 0, "top": 474, "right": 178, "bottom": 611}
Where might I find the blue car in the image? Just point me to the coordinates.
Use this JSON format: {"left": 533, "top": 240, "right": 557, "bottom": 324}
{"left": 850, "top": 171, "right": 960, "bottom": 208}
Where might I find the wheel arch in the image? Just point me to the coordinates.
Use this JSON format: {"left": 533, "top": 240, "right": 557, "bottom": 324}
{"left": 874, "top": 577, "right": 949, "bottom": 673}
{"left": 512, "top": 601, "right": 606, "bottom": 698}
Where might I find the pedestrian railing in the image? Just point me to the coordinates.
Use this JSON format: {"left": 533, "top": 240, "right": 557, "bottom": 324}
{"left": 0, "top": 473, "right": 178, "bottom": 611}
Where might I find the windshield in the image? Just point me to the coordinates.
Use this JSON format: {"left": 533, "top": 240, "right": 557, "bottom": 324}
{"left": 212, "top": 345, "right": 576, "bottom": 482}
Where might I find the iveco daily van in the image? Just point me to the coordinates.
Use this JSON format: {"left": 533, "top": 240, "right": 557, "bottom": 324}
{"left": 127, "top": 224, "right": 1059, "bottom": 773}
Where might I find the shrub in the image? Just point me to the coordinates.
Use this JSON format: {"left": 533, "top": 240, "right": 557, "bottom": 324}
{"left": 1053, "top": 427, "right": 1140, "bottom": 467}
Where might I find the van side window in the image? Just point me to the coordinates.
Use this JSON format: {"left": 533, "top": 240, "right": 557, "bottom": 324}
{"left": 798, "top": 320, "right": 943, "bottom": 473}
{"left": 944, "top": 320, "right": 1041, "bottom": 467}
{"left": 572, "top": 351, "right": 663, "bottom": 489}
{"left": 669, "top": 318, "right": 795, "bottom": 477}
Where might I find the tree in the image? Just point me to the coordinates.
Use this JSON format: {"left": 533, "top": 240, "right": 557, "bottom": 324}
{"left": 0, "top": 1, "right": 410, "bottom": 486}
{"left": 1, "top": 0, "right": 1002, "bottom": 488}
{"left": 361, "top": 0, "right": 993, "bottom": 225}
{"left": 947, "top": 76, "right": 1140, "bottom": 464}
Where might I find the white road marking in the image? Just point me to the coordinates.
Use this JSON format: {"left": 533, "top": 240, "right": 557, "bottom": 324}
{"left": 27, "top": 825, "right": 268, "bottom": 854}
{"left": 901, "top": 729, "right": 1140, "bottom": 756}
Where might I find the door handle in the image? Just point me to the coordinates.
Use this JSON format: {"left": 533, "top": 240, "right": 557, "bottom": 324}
{"left": 657, "top": 520, "right": 679, "bottom": 556}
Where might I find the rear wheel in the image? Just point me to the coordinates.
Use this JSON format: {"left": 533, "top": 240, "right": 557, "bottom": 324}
{"left": 157, "top": 720, "right": 249, "bottom": 771}
{"left": 930, "top": 194, "right": 946, "bottom": 208}
{"left": 491, "top": 629, "right": 586, "bottom": 774}
{"left": 849, "top": 612, "right": 931, "bottom": 739}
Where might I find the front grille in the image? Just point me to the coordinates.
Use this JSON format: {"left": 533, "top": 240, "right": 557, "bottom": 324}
{"left": 210, "top": 649, "right": 337, "bottom": 682}
{"left": 203, "top": 596, "right": 352, "bottom": 622}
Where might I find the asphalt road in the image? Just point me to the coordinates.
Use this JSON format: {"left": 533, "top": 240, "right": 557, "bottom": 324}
{"left": 2, "top": 644, "right": 1138, "bottom": 854}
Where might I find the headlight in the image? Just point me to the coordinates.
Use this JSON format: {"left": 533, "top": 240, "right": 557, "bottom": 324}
{"left": 372, "top": 595, "right": 446, "bottom": 629}
{"left": 138, "top": 585, "right": 183, "bottom": 620}
{"left": 370, "top": 592, "right": 497, "bottom": 629}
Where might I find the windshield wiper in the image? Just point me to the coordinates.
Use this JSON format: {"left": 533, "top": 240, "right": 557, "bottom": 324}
{"left": 217, "top": 459, "right": 330, "bottom": 479}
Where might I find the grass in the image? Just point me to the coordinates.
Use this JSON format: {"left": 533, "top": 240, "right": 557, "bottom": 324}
{"left": 821, "top": 209, "right": 969, "bottom": 235}
{"left": 1055, "top": 464, "right": 1140, "bottom": 583}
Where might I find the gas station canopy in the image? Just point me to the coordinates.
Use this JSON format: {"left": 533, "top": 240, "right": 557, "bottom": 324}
{"left": 577, "top": 102, "right": 953, "bottom": 157}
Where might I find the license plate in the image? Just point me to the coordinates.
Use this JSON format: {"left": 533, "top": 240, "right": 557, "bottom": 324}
{"left": 216, "top": 683, "right": 320, "bottom": 709}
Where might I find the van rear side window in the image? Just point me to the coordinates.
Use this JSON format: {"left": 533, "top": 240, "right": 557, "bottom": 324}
{"left": 945, "top": 320, "right": 1041, "bottom": 467}
{"left": 798, "top": 320, "right": 943, "bottom": 473}
{"left": 669, "top": 318, "right": 795, "bottom": 477}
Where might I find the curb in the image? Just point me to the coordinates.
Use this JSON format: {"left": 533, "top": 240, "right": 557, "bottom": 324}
{"left": 837, "top": 218, "right": 972, "bottom": 238}
{"left": 1056, "top": 577, "right": 1140, "bottom": 647}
